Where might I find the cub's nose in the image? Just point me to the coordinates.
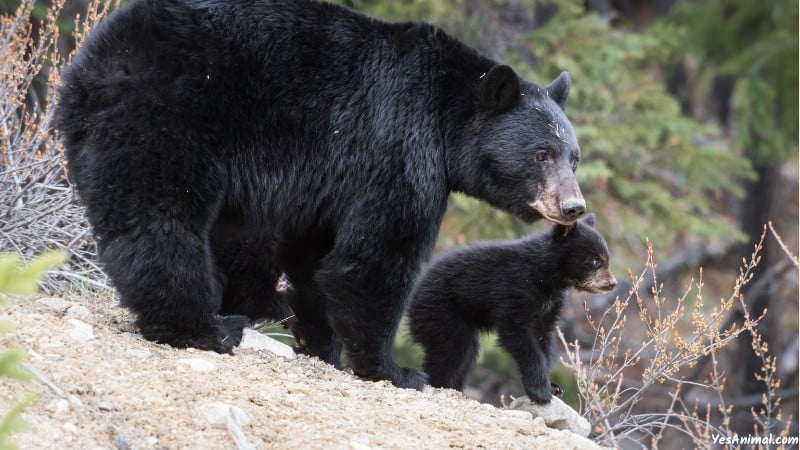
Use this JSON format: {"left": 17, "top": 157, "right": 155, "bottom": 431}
{"left": 560, "top": 198, "right": 586, "bottom": 221}
{"left": 606, "top": 279, "right": 617, "bottom": 290}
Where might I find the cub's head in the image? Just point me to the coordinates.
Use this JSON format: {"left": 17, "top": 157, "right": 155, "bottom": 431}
{"left": 453, "top": 64, "right": 585, "bottom": 226}
{"left": 551, "top": 213, "right": 616, "bottom": 294}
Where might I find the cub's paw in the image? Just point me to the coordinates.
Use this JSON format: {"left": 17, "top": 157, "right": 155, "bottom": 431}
{"left": 353, "top": 363, "right": 428, "bottom": 391}
{"left": 524, "top": 384, "right": 554, "bottom": 404}
{"left": 551, "top": 382, "right": 564, "bottom": 398}
{"left": 397, "top": 367, "right": 428, "bottom": 391}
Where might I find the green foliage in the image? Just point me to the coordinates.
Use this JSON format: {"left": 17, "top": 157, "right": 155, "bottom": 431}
{"left": 506, "top": 0, "right": 752, "bottom": 256}
{"left": 663, "top": 0, "right": 798, "bottom": 166}
{"left": 0, "top": 393, "right": 37, "bottom": 450}
{"left": 0, "top": 252, "right": 66, "bottom": 295}
{"left": 338, "top": 0, "right": 755, "bottom": 260}
{"left": 340, "top": 0, "right": 758, "bottom": 400}
{"left": 331, "top": 0, "right": 453, "bottom": 21}
{"left": 0, "top": 251, "right": 65, "bottom": 450}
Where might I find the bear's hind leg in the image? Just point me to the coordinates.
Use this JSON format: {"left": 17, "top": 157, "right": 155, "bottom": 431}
{"left": 101, "top": 223, "right": 247, "bottom": 354}
{"left": 211, "top": 219, "right": 293, "bottom": 323}
{"left": 283, "top": 271, "right": 343, "bottom": 368}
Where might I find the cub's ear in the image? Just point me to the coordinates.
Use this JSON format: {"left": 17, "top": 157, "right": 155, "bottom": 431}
{"left": 581, "top": 212, "right": 596, "bottom": 228}
{"left": 478, "top": 65, "right": 521, "bottom": 113}
{"left": 552, "top": 223, "right": 576, "bottom": 240}
{"left": 544, "top": 71, "right": 571, "bottom": 110}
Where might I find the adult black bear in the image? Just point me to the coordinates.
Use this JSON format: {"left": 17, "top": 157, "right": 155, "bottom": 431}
{"left": 56, "top": 0, "right": 585, "bottom": 389}
{"left": 408, "top": 214, "right": 615, "bottom": 402}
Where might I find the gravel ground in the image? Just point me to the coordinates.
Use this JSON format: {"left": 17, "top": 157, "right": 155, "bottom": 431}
{"left": 0, "top": 294, "right": 601, "bottom": 449}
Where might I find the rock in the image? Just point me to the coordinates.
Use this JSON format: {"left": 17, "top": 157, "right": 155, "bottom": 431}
{"left": 120, "top": 332, "right": 144, "bottom": 340}
{"left": 176, "top": 358, "right": 217, "bottom": 373}
{"left": 509, "top": 396, "right": 592, "bottom": 437}
{"left": 37, "top": 297, "right": 71, "bottom": 313}
{"left": 502, "top": 409, "right": 533, "bottom": 420}
{"left": 240, "top": 328, "right": 296, "bottom": 359}
{"left": 65, "top": 303, "right": 95, "bottom": 322}
{"left": 127, "top": 348, "right": 153, "bottom": 359}
{"left": 39, "top": 341, "right": 66, "bottom": 353}
{"left": 197, "top": 403, "right": 250, "bottom": 429}
{"left": 65, "top": 319, "right": 95, "bottom": 344}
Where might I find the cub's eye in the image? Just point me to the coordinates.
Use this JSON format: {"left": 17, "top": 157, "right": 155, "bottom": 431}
{"left": 571, "top": 157, "right": 579, "bottom": 171}
{"left": 535, "top": 151, "right": 548, "bottom": 163}
{"left": 591, "top": 257, "right": 603, "bottom": 269}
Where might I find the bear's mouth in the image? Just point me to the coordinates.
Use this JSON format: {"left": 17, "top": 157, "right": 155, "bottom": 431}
{"left": 577, "top": 273, "right": 618, "bottom": 294}
{"left": 528, "top": 200, "right": 575, "bottom": 226}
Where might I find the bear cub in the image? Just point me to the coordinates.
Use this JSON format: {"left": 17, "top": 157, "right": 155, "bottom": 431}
{"left": 408, "top": 213, "right": 615, "bottom": 403}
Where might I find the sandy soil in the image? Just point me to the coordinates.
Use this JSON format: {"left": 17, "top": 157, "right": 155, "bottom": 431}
{"left": 0, "top": 294, "right": 601, "bottom": 449}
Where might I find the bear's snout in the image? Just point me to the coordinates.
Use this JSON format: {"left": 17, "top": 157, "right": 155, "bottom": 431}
{"left": 559, "top": 198, "right": 586, "bottom": 222}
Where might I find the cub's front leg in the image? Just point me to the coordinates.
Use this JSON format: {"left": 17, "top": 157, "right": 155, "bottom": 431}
{"left": 497, "top": 325, "right": 554, "bottom": 404}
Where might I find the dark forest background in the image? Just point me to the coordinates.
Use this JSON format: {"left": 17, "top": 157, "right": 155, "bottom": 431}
{"left": 0, "top": 0, "right": 797, "bottom": 447}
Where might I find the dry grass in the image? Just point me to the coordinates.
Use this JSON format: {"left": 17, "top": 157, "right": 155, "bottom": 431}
{"left": 0, "top": 0, "right": 116, "bottom": 295}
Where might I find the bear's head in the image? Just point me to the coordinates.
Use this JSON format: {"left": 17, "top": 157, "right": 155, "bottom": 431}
{"left": 551, "top": 213, "right": 617, "bottom": 294}
{"left": 451, "top": 65, "right": 585, "bottom": 225}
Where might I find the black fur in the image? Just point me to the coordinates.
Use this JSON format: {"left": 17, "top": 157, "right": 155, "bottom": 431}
{"left": 56, "top": 0, "right": 584, "bottom": 389}
{"left": 408, "top": 214, "right": 616, "bottom": 403}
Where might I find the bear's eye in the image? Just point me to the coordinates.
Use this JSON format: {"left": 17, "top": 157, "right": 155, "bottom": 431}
{"left": 571, "top": 157, "right": 579, "bottom": 172}
{"left": 591, "top": 257, "right": 603, "bottom": 269}
{"left": 534, "top": 151, "right": 548, "bottom": 163}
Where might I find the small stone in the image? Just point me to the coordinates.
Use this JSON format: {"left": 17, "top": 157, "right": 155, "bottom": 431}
{"left": 40, "top": 341, "right": 66, "bottom": 353}
{"left": 120, "top": 332, "right": 144, "bottom": 340}
{"left": 113, "top": 433, "right": 131, "bottom": 450}
{"left": 240, "top": 328, "right": 296, "bottom": 359}
{"left": 349, "top": 437, "right": 372, "bottom": 450}
{"left": 284, "top": 393, "right": 305, "bottom": 405}
{"left": 65, "top": 304, "right": 95, "bottom": 322}
{"left": 176, "top": 358, "right": 216, "bottom": 372}
{"left": 68, "top": 395, "right": 84, "bottom": 408}
{"left": 503, "top": 409, "right": 534, "bottom": 420}
{"left": 97, "top": 401, "right": 115, "bottom": 411}
{"left": 46, "top": 398, "right": 71, "bottom": 413}
{"left": 63, "top": 422, "right": 78, "bottom": 434}
{"left": 472, "top": 414, "right": 493, "bottom": 426}
{"left": 197, "top": 403, "right": 250, "bottom": 429}
{"left": 55, "top": 399, "right": 71, "bottom": 413}
{"left": 65, "top": 319, "right": 95, "bottom": 343}
{"left": 127, "top": 348, "right": 153, "bottom": 359}
{"left": 498, "top": 417, "right": 533, "bottom": 435}
{"left": 37, "top": 297, "right": 71, "bottom": 313}
{"left": 509, "top": 396, "right": 592, "bottom": 437}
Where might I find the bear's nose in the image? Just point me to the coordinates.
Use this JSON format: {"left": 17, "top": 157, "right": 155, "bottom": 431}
{"left": 560, "top": 198, "right": 586, "bottom": 221}
{"left": 607, "top": 279, "right": 617, "bottom": 290}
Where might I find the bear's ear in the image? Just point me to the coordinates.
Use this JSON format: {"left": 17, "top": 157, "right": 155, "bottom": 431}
{"left": 478, "top": 65, "right": 521, "bottom": 113}
{"left": 544, "top": 71, "right": 571, "bottom": 110}
{"left": 581, "top": 213, "right": 596, "bottom": 228}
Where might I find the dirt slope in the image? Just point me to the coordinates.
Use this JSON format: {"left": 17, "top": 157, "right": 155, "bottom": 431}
{"left": 0, "top": 294, "right": 601, "bottom": 449}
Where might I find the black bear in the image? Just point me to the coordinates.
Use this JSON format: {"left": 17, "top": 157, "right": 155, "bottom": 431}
{"left": 56, "top": 0, "right": 586, "bottom": 390}
{"left": 408, "top": 213, "right": 615, "bottom": 402}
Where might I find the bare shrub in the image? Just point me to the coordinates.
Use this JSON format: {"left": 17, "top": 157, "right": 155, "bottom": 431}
{"left": 0, "top": 0, "right": 116, "bottom": 294}
{"left": 560, "top": 228, "right": 796, "bottom": 449}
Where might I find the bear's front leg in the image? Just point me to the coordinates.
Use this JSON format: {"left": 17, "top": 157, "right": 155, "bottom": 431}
{"left": 314, "top": 246, "right": 427, "bottom": 390}
{"left": 497, "top": 325, "right": 554, "bottom": 404}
